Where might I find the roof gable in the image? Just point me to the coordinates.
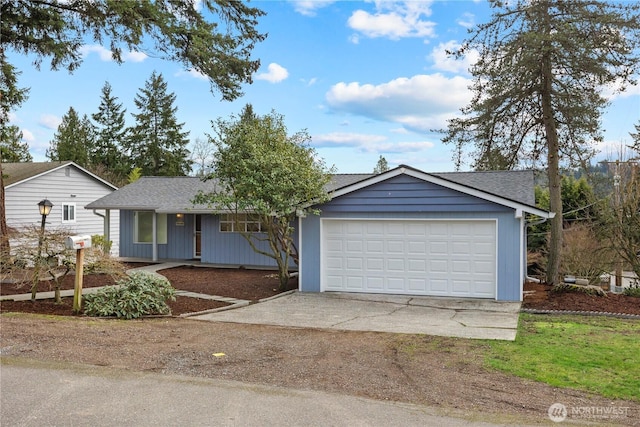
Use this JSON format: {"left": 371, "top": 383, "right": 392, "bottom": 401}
{"left": 329, "top": 165, "right": 550, "bottom": 218}
{"left": 3, "top": 161, "right": 118, "bottom": 190}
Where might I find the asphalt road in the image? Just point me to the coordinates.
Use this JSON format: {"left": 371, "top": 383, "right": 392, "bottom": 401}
{"left": 0, "top": 361, "right": 533, "bottom": 427}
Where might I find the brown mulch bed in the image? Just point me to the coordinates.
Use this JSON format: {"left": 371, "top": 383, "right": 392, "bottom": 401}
{"left": 157, "top": 266, "right": 297, "bottom": 301}
{"left": 522, "top": 281, "right": 640, "bottom": 315}
{"left": 0, "top": 265, "right": 296, "bottom": 317}
{"left": 3, "top": 267, "right": 637, "bottom": 316}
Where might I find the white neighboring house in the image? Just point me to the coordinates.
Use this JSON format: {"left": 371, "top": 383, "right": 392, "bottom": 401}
{"left": 3, "top": 161, "right": 120, "bottom": 255}
{"left": 609, "top": 271, "right": 640, "bottom": 294}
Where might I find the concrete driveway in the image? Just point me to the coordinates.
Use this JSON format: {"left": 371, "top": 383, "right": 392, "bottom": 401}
{"left": 192, "top": 292, "right": 521, "bottom": 340}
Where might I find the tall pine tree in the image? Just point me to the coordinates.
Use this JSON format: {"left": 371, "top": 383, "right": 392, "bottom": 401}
{"left": 126, "top": 72, "right": 191, "bottom": 176}
{"left": 443, "top": 0, "right": 640, "bottom": 284}
{"left": 1, "top": 125, "right": 32, "bottom": 162}
{"left": 91, "top": 82, "right": 129, "bottom": 177}
{"left": 46, "top": 107, "right": 95, "bottom": 166}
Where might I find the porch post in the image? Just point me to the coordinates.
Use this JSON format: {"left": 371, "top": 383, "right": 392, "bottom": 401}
{"left": 152, "top": 212, "right": 158, "bottom": 262}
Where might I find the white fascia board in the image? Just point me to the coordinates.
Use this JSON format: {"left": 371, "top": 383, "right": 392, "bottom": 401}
{"left": 330, "top": 166, "right": 554, "bottom": 219}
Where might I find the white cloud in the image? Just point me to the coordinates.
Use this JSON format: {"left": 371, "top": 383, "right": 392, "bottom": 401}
{"left": 290, "top": 0, "right": 335, "bottom": 16}
{"left": 255, "top": 63, "right": 289, "bottom": 83}
{"left": 80, "top": 44, "right": 147, "bottom": 63}
{"left": 20, "top": 128, "right": 35, "bottom": 142}
{"left": 313, "top": 132, "right": 433, "bottom": 153}
{"left": 390, "top": 127, "right": 409, "bottom": 134}
{"left": 456, "top": 12, "right": 475, "bottom": 29}
{"left": 348, "top": 1, "right": 436, "bottom": 41}
{"left": 300, "top": 77, "right": 318, "bottom": 86}
{"left": 326, "top": 74, "right": 472, "bottom": 132}
{"left": 80, "top": 44, "right": 113, "bottom": 61}
{"left": 38, "top": 114, "right": 61, "bottom": 130}
{"left": 429, "top": 40, "right": 478, "bottom": 74}
{"left": 602, "top": 79, "right": 640, "bottom": 100}
{"left": 123, "top": 50, "right": 148, "bottom": 62}
{"left": 176, "top": 69, "right": 208, "bottom": 80}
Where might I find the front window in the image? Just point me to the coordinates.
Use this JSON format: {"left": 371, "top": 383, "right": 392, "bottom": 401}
{"left": 219, "top": 213, "right": 262, "bottom": 233}
{"left": 62, "top": 203, "right": 76, "bottom": 222}
{"left": 134, "top": 211, "right": 167, "bottom": 243}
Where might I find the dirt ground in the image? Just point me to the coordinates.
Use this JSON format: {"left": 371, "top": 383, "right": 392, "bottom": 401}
{"left": 1, "top": 266, "right": 639, "bottom": 424}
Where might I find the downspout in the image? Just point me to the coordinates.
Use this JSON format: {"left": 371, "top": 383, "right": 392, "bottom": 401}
{"left": 92, "top": 209, "right": 111, "bottom": 250}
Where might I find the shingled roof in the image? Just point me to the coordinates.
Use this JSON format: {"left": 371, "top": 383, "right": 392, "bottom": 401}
{"left": 2, "top": 161, "right": 117, "bottom": 189}
{"left": 86, "top": 166, "right": 537, "bottom": 212}
{"left": 326, "top": 169, "right": 535, "bottom": 206}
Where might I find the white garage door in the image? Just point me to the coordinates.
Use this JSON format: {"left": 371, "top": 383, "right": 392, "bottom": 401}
{"left": 322, "top": 219, "right": 496, "bottom": 298}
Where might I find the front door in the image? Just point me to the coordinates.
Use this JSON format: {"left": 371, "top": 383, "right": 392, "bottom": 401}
{"left": 194, "top": 214, "right": 202, "bottom": 258}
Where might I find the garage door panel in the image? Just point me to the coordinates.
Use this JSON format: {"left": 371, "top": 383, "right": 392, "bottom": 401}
{"left": 387, "top": 277, "right": 405, "bottom": 290}
{"left": 346, "top": 257, "right": 363, "bottom": 270}
{"left": 322, "top": 220, "right": 496, "bottom": 298}
{"left": 407, "top": 259, "right": 426, "bottom": 272}
{"left": 408, "top": 279, "right": 427, "bottom": 292}
{"left": 387, "top": 258, "right": 405, "bottom": 272}
{"left": 387, "top": 240, "right": 404, "bottom": 253}
{"left": 366, "top": 277, "right": 384, "bottom": 290}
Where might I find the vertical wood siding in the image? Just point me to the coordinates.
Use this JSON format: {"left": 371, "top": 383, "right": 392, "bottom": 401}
{"left": 119, "top": 212, "right": 297, "bottom": 268}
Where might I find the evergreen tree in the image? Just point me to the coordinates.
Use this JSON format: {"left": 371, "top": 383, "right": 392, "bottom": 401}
{"left": 443, "top": 0, "right": 640, "bottom": 284}
{"left": 630, "top": 122, "right": 640, "bottom": 154}
{"left": 1, "top": 125, "right": 32, "bottom": 162}
{"left": 46, "top": 107, "right": 95, "bottom": 166}
{"left": 91, "top": 82, "right": 129, "bottom": 177}
{"left": 2, "top": 1, "right": 265, "bottom": 101}
{"left": 126, "top": 72, "right": 191, "bottom": 176}
{"left": 373, "top": 156, "right": 389, "bottom": 174}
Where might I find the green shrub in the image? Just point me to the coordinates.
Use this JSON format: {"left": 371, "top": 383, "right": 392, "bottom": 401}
{"left": 622, "top": 284, "right": 640, "bottom": 298}
{"left": 84, "top": 272, "right": 176, "bottom": 319}
{"left": 91, "top": 234, "right": 112, "bottom": 255}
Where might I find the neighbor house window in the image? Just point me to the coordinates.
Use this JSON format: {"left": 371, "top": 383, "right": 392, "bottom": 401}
{"left": 134, "top": 211, "right": 167, "bottom": 244}
{"left": 219, "top": 213, "right": 262, "bottom": 233}
{"left": 62, "top": 203, "right": 76, "bottom": 222}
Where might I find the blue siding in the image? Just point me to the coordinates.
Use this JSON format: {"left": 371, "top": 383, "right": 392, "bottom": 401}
{"left": 299, "top": 175, "right": 524, "bottom": 301}
{"left": 322, "top": 175, "right": 511, "bottom": 213}
{"left": 119, "top": 210, "right": 296, "bottom": 268}
{"left": 200, "top": 215, "right": 283, "bottom": 267}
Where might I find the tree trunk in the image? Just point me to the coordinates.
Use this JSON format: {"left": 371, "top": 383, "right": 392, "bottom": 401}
{"left": 0, "top": 160, "right": 10, "bottom": 262}
{"left": 541, "top": 28, "right": 563, "bottom": 285}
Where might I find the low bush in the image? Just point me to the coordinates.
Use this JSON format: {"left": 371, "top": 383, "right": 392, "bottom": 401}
{"left": 622, "top": 284, "right": 640, "bottom": 298}
{"left": 84, "top": 272, "right": 176, "bottom": 319}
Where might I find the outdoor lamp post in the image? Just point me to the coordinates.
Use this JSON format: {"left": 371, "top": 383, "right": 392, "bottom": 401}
{"left": 38, "top": 198, "right": 53, "bottom": 235}
{"left": 33, "top": 199, "right": 53, "bottom": 301}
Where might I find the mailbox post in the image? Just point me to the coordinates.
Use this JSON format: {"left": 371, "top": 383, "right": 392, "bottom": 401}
{"left": 65, "top": 235, "right": 92, "bottom": 313}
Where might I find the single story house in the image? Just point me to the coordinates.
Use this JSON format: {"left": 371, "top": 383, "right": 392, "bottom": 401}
{"left": 3, "top": 161, "right": 120, "bottom": 255}
{"left": 86, "top": 165, "right": 552, "bottom": 301}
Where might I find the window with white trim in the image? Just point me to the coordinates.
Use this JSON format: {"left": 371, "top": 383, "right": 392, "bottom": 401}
{"left": 219, "top": 213, "right": 262, "bottom": 233}
{"left": 134, "top": 212, "right": 167, "bottom": 244}
{"left": 62, "top": 203, "right": 76, "bottom": 222}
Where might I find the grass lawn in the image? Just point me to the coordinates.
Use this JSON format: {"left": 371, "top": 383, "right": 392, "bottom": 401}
{"left": 482, "top": 314, "right": 640, "bottom": 401}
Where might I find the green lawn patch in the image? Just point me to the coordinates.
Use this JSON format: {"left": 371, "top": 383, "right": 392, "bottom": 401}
{"left": 483, "top": 314, "right": 640, "bottom": 401}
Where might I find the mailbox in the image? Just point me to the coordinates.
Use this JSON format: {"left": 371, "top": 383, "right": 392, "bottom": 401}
{"left": 65, "top": 235, "right": 92, "bottom": 250}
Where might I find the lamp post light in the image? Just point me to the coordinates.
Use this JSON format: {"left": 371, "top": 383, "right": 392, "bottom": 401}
{"left": 32, "top": 199, "right": 53, "bottom": 301}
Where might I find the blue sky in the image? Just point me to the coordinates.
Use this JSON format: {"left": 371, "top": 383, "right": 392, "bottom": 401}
{"left": 8, "top": 0, "right": 640, "bottom": 174}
